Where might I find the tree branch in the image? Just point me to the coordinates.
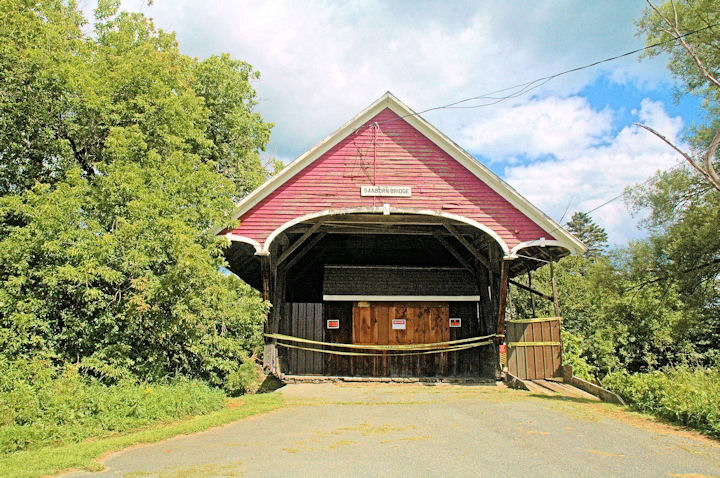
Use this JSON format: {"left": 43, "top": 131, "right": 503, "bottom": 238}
{"left": 703, "top": 126, "right": 720, "bottom": 189}
{"left": 646, "top": 0, "right": 720, "bottom": 89}
{"left": 634, "top": 123, "right": 719, "bottom": 185}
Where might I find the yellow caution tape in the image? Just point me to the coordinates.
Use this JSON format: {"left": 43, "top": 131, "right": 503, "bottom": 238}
{"left": 507, "top": 341, "right": 561, "bottom": 347}
{"left": 276, "top": 340, "right": 494, "bottom": 357}
{"left": 264, "top": 333, "right": 497, "bottom": 351}
{"left": 506, "top": 317, "right": 562, "bottom": 324}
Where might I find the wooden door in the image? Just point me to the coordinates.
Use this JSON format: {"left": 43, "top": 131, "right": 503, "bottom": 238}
{"left": 352, "top": 302, "right": 449, "bottom": 377}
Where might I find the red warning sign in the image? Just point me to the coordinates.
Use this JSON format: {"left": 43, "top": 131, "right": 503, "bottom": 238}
{"left": 392, "top": 319, "right": 406, "bottom": 330}
{"left": 499, "top": 344, "right": 507, "bottom": 354}
{"left": 326, "top": 319, "right": 340, "bottom": 329}
{"left": 449, "top": 318, "right": 462, "bottom": 328}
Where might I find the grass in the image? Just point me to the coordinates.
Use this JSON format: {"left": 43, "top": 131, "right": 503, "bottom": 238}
{"left": 0, "top": 393, "right": 283, "bottom": 478}
{"left": 0, "top": 375, "right": 229, "bottom": 454}
{"left": 603, "top": 367, "right": 720, "bottom": 438}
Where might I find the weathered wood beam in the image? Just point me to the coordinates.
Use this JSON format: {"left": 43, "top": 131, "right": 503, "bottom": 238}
{"left": 270, "top": 262, "right": 287, "bottom": 376}
{"left": 443, "top": 223, "right": 490, "bottom": 270}
{"left": 287, "top": 248, "right": 324, "bottom": 283}
{"left": 549, "top": 261, "right": 561, "bottom": 317}
{"left": 277, "top": 220, "right": 325, "bottom": 265}
{"left": 508, "top": 278, "right": 554, "bottom": 302}
{"left": 432, "top": 231, "right": 475, "bottom": 273}
{"left": 260, "top": 255, "right": 275, "bottom": 374}
{"left": 260, "top": 256, "right": 272, "bottom": 302}
{"left": 528, "top": 271, "right": 537, "bottom": 316}
{"left": 496, "top": 260, "right": 509, "bottom": 343}
{"left": 283, "top": 232, "right": 327, "bottom": 272}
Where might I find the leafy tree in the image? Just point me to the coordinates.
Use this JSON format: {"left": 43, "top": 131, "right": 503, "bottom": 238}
{"left": 0, "top": 0, "right": 273, "bottom": 196}
{"left": 0, "top": 1, "right": 273, "bottom": 392}
{"left": 565, "top": 212, "right": 609, "bottom": 258}
{"left": 193, "top": 54, "right": 273, "bottom": 198}
{"left": 511, "top": 240, "right": 705, "bottom": 379}
{"left": 636, "top": 0, "right": 720, "bottom": 190}
{"left": 0, "top": 0, "right": 85, "bottom": 194}
{"left": 629, "top": 0, "right": 720, "bottom": 363}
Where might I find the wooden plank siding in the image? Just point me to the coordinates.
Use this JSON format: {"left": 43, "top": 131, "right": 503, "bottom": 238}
{"left": 228, "top": 108, "right": 554, "bottom": 250}
{"left": 506, "top": 319, "right": 562, "bottom": 380}
{"left": 286, "top": 303, "right": 325, "bottom": 375}
{"left": 286, "top": 301, "right": 492, "bottom": 378}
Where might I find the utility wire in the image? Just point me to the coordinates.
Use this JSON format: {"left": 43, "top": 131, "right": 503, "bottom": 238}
{"left": 546, "top": 143, "right": 714, "bottom": 238}
{"left": 514, "top": 147, "right": 712, "bottom": 264}
{"left": 349, "top": 20, "right": 718, "bottom": 259}
{"left": 360, "top": 21, "right": 719, "bottom": 131}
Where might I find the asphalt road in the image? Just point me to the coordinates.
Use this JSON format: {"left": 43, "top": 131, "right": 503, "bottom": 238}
{"left": 64, "top": 382, "right": 720, "bottom": 477}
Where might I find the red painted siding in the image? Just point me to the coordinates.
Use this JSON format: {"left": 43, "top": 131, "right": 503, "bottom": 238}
{"left": 229, "top": 108, "right": 553, "bottom": 249}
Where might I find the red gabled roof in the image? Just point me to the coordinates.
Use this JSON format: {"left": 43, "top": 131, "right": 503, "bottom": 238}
{"left": 216, "top": 93, "right": 585, "bottom": 257}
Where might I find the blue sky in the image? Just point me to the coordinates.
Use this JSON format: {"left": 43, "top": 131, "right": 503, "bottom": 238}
{"left": 86, "top": 1, "right": 703, "bottom": 245}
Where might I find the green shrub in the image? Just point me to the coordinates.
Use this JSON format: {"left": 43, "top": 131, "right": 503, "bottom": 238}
{"left": 561, "top": 329, "right": 596, "bottom": 381}
{"left": 603, "top": 367, "right": 720, "bottom": 437}
{"left": 0, "top": 359, "right": 227, "bottom": 454}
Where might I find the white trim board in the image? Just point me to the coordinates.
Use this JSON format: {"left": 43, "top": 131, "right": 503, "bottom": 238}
{"left": 322, "top": 295, "right": 481, "bottom": 302}
{"left": 215, "top": 92, "right": 586, "bottom": 256}
{"left": 324, "top": 265, "right": 466, "bottom": 270}
{"left": 262, "top": 207, "right": 511, "bottom": 254}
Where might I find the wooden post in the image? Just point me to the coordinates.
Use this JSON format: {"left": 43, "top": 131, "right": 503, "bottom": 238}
{"left": 271, "top": 264, "right": 287, "bottom": 376}
{"left": 549, "top": 261, "right": 561, "bottom": 318}
{"left": 527, "top": 271, "right": 537, "bottom": 317}
{"left": 495, "top": 260, "right": 509, "bottom": 376}
{"left": 260, "top": 255, "right": 278, "bottom": 374}
{"left": 496, "top": 260, "right": 509, "bottom": 342}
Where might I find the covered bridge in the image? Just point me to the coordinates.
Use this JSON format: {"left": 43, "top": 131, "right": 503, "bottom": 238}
{"left": 217, "top": 92, "right": 585, "bottom": 381}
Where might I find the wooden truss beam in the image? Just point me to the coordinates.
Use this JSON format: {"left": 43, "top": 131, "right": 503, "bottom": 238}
{"left": 282, "top": 232, "right": 327, "bottom": 272}
{"left": 508, "top": 278, "right": 554, "bottom": 302}
{"left": 277, "top": 220, "right": 325, "bottom": 265}
{"left": 432, "top": 231, "right": 475, "bottom": 273}
{"left": 443, "top": 223, "right": 490, "bottom": 270}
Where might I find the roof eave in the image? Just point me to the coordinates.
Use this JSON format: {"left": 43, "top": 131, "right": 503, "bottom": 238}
{"left": 214, "top": 91, "right": 587, "bottom": 256}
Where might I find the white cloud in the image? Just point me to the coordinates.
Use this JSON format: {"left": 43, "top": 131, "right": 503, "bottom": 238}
{"left": 496, "top": 98, "right": 684, "bottom": 244}
{"left": 81, "top": 1, "right": 687, "bottom": 244}
{"left": 459, "top": 97, "right": 615, "bottom": 161}
{"left": 112, "top": 0, "right": 672, "bottom": 161}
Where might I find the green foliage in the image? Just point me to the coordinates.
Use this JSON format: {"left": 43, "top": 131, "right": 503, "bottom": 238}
{"left": 0, "top": 0, "right": 85, "bottom": 194}
{"left": 0, "top": 358, "right": 227, "bottom": 454}
{"left": 636, "top": 0, "right": 720, "bottom": 119}
{"left": 512, "top": 243, "right": 706, "bottom": 378}
{"left": 1, "top": 0, "right": 273, "bottom": 194}
{"left": 193, "top": 53, "right": 273, "bottom": 198}
{"left": 627, "top": 0, "right": 720, "bottom": 368}
{"left": 0, "top": 1, "right": 272, "bottom": 393}
{"left": 604, "top": 367, "right": 720, "bottom": 437}
{"left": 0, "top": 162, "right": 269, "bottom": 389}
{"left": 0, "top": 393, "right": 283, "bottom": 478}
{"left": 561, "top": 329, "right": 595, "bottom": 380}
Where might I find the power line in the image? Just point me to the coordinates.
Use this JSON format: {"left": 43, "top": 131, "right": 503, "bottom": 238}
{"left": 513, "top": 146, "right": 712, "bottom": 264}
{"left": 349, "top": 20, "right": 718, "bottom": 252}
{"left": 551, "top": 143, "right": 714, "bottom": 234}
{"left": 362, "top": 21, "right": 719, "bottom": 130}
